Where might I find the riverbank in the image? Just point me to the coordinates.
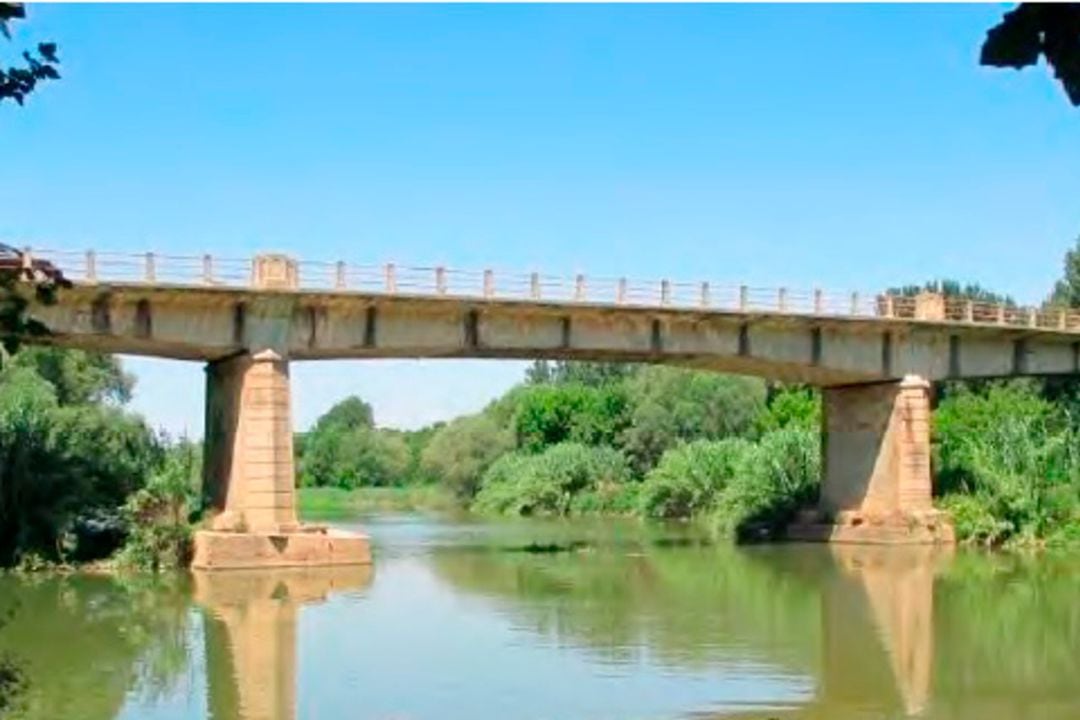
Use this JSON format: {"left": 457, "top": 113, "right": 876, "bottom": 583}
{"left": 297, "top": 485, "right": 458, "bottom": 517}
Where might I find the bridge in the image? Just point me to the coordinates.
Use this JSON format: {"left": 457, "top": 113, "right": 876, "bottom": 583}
{"left": 13, "top": 247, "right": 1080, "bottom": 565}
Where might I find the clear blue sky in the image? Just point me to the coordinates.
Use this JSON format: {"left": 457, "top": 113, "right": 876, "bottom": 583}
{"left": 3, "top": 4, "right": 1078, "bottom": 435}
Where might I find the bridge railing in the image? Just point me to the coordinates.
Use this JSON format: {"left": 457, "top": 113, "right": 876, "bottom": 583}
{"left": 20, "top": 248, "right": 1080, "bottom": 333}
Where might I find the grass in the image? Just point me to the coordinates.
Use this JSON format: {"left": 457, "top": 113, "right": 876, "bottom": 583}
{"left": 298, "top": 485, "right": 458, "bottom": 518}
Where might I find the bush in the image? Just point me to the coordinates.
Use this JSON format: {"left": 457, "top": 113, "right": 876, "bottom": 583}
{"left": 0, "top": 365, "right": 162, "bottom": 567}
{"left": 754, "top": 386, "right": 821, "bottom": 435}
{"left": 638, "top": 439, "right": 751, "bottom": 519}
{"left": 935, "top": 382, "right": 1080, "bottom": 546}
{"left": 114, "top": 446, "right": 199, "bottom": 572}
{"left": 711, "top": 428, "right": 820, "bottom": 538}
{"left": 420, "top": 414, "right": 514, "bottom": 499}
{"left": 473, "top": 443, "right": 631, "bottom": 516}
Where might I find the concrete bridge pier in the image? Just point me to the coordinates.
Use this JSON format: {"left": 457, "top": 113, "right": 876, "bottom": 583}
{"left": 192, "top": 255, "right": 372, "bottom": 570}
{"left": 789, "top": 375, "right": 954, "bottom": 544}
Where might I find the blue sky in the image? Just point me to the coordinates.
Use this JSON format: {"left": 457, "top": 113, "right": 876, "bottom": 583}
{"left": 3, "top": 4, "right": 1078, "bottom": 435}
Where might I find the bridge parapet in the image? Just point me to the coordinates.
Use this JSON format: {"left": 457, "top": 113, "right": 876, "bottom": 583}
{"left": 18, "top": 247, "right": 1080, "bottom": 333}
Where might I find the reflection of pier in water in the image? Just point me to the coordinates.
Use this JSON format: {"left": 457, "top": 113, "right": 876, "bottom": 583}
{"left": 195, "top": 566, "right": 373, "bottom": 720}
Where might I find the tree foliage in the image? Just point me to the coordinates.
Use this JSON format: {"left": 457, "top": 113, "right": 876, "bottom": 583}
{"left": 980, "top": 3, "right": 1080, "bottom": 106}
{"left": 419, "top": 414, "right": 513, "bottom": 499}
{"left": 0, "top": 3, "right": 60, "bottom": 106}
{"left": 620, "top": 367, "right": 765, "bottom": 472}
{"left": 0, "top": 361, "right": 161, "bottom": 567}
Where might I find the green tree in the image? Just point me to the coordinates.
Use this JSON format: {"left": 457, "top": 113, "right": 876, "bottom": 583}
{"left": 311, "top": 395, "right": 374, "bottom": 433}
{"left": 525, "top": 360, "right": 635, "bottom": 387}
{"left": 620, "top": 367, "right": 765, "bottom": 473}
{"left": 981, "top": 4, "right": 1080, "bottom": 106}
{"left": 0, "top": 3, "right": 60, "bottom": 106}
{"left": 420, "top": 413, "right": 514, "bottom": 499}
{"left": 512, "top": 383, "right": 630, "bottom": 453}
{"left": 11, "top": 347, "right": 133, "bottom": 405}
{"left": 299, "top": 424, "right": 409, "bottom": 489}
{"left": 1051, "top": 236, "right": 1080, "bottom": 308}
{"left": 0, "top": 357, "right": 161, "bottom": 567}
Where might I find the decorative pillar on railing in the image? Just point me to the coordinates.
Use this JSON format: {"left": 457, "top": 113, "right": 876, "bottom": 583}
{"left": 252, "top": 254, "right": 299, "bottom": 290}
{"left": 850, "top": 292, "right": 860, "bottom": 316}
{"left": 334, "top": 261, "right": 346, "bottom": 290}
{"left": 699, "top": 281, "right": 710, "bottom": 308}
{"left": 778, "top": 287, "right": 788, "bottom": 313}
{"left": 384, "top": 263, "right": 397, "bottom": 294}
{"left": 913, "top": 292, "right": 945, "bottom": 321}
{"left": 964, "top": 300, "right": 974, "bottom": 323}
{"left": 483, "top": 269, "right": 494, "bottom": 299}
{"left": 814, "top": 288, "right": 824, "bottom": 315}
{"left": 574, "top": 274, "right": 586, "bottom": 302}
{"left": 202, "top": 254, "right": 214, "bottom": 285}
{"left": 144, "top": 252, "right": 156, "bottom": 283}
{"left": 660, "top": 280, "right": 671, "bottom": 306}
{"left": 1059, "top": 309, "right": 1068, "bottom": 330}
{"left": 883, "top": 294, "right": 895, "bottom": 318}
{"left": 85, "top": 250, "right": 97, "bottom": 283}
{"left": 996, "top": 304, "right": 1006, "bottom": 324}
{"left": 1027, "top": 308, "right": 1038, "bottom": 328}
{"left": 616, "top": 278, "right": 627, "bottom": 304}
{"left": 739, "top": 285, "right": 749, "bottom": 312}
{"left": 530, "top": 272, "right": 540, "bottom": 300}
{"left": 435, "top": 266, "right": 447, "bottom": 295}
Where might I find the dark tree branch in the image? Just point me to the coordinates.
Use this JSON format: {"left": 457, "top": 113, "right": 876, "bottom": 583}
{"left": 0, "top": 2, "right": 60, "bottom": 106}
{"left": 981, "top": 4, "right": 1080, "bottom": 106}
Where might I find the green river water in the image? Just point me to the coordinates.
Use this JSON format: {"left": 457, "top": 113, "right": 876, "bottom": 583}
{"left": 1, "top": 513, "right": 1079, "bottom": 720}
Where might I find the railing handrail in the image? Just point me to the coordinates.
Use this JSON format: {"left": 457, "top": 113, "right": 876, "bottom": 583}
{"left": 15, "top": 246, "right": 1080, "bottom": 333}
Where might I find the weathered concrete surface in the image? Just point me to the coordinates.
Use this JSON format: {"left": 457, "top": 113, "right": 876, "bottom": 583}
{"left": 789, "top": 376, "right": 954, "bottom": 544}
{"left": 26, "top": 283, "right": 1080, "bottom": 385}
{"left": 191, "top": 528, "right": 372, "bottom": 570}
{"left": 203, "top": 350, "right": 297, "bottom": 533}
{"left": 195, "top": 565, "right": 373, "bottom": 720}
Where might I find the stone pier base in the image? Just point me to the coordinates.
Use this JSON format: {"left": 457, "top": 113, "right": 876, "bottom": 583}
{"left": 788, "top": 375, "right": 954, "bottom": 545}
{"left": 192, "top": 527, "right": 372, "bottom": 570}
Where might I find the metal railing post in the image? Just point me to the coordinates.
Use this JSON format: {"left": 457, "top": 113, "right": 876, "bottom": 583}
{"left": 483, "top": 269, "right": 494, "bottom": 298}
{"left": 530, "top": 272, "right": 540, "bottom": 300}
{"left": 435, "top": 266, "right": 447, "bottom": 295}
{"left": 334, "top": 261, "right": 346, "bottom": 290}
{"left": 86, "top": 250, "right": 97, "bottom": 283}
{"left": 778, "top": 287, "right": 788, "bottom": 313}
{"left": 850, "top": 291, "right": 860, "bottom": 316}
{"left": 574, "top": 274, "right": 586, "bottom": 302}
{"left": 699, "top": 281, "right": 710, "bottom": 308}
{"left": 739, "top": 285, "right": 748, "bottom": 312}
{"left": 660, "top": 280, "right": 671, "bottom": 306}
{"left": 616, "top": 278, "right": 627, "bottom": 304}
{"left": 202, "top": 254, "right": 213, "bottom": 285}
{"left": 144, "top": 252, "right": 156, "bottom": 282}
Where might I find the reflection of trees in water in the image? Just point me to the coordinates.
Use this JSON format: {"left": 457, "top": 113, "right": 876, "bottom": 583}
{"left": 432, "top": 541, "right": 825, "bottom": 675}
{"left": 930, "top": 553, "right": 1080, "bottom": 720}
{"left": 0, "top": 574, "right": 191, "bottom": 720}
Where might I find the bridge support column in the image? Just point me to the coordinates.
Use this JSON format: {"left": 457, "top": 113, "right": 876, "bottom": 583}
{"left": 193, "top": 349, "right": 371, "bottom": 569}
{"left": 789, "top": 375, "right": 954, "bottom": 544}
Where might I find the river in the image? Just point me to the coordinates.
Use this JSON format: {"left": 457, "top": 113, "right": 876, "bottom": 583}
{"left": 1, "top": 513, "right": 1078, "bottom": 720}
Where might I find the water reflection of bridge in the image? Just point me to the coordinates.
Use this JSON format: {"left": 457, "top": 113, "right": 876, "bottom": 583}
{"left": 191, "top": 542, "right": 1080, "bottom": 720}
{"left": 195, "top": 567, "right": 373, "bottom": 720}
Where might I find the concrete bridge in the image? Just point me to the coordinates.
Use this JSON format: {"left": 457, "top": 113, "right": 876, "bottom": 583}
{"left": 15, "top": 248, "right": 1080, "bottom": 564}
